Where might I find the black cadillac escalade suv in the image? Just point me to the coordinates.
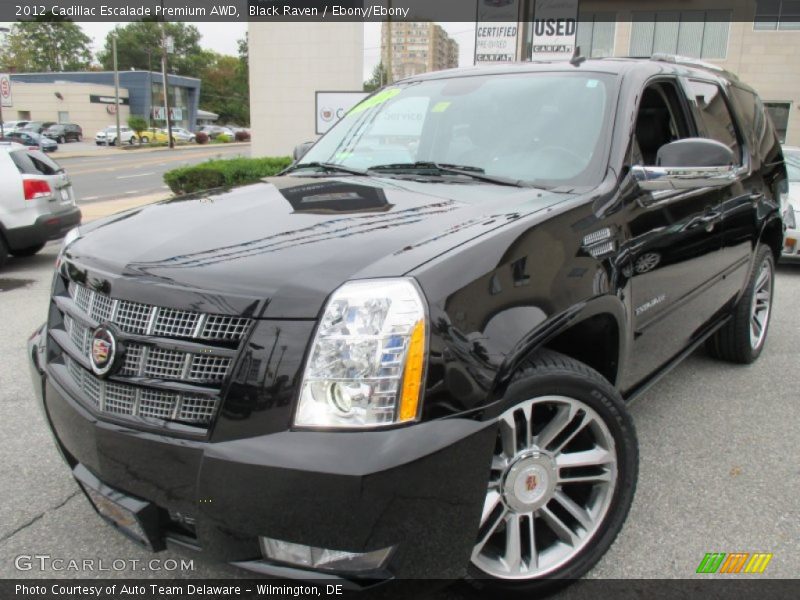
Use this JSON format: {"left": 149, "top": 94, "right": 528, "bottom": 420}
{"left": 28, "top": 57, "right": 785, "bottom": 595}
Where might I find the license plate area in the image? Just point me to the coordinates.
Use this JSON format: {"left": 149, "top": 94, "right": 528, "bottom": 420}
{"left": 73, "top": 464, "right": 164, "bottom": 551}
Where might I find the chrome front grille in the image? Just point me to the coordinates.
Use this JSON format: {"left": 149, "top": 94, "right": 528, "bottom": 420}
{"left": 67, "top": 282, "right": 252, "bottom": 342}
{"left": 63, "top": 315, "right": 233, "bottom": 384}
{"left": 54, "top": 281, "right": 253, "bottom": 432}
{"left": 63, "top": 356, "right": 218, "bottom": 425}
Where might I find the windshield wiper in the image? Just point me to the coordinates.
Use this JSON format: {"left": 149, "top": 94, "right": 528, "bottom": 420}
{"left": 367, "top": 162, "right": 531, "bottom": 188}
{"left": 283, "top": 162, "right": 369, "bottom": 176}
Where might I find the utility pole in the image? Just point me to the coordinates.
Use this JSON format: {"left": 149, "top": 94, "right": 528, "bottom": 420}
{"left": 385, "top": 0, "right": 393, "bottom": 84}
{"left": 161, "top": 25, "right": 174, "bottom": 149}
{"left": 113, "top": 35, "right": 122, "bottom": 147}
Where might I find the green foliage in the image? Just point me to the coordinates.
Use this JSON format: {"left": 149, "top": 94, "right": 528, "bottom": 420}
{"left": 127, "top": 116, "right": 148, "bottom": 136}
{"left": 198, "top": 37, "right": 250, "bottom": 126}
{"left": 98, "top": 21, "right": 213, "bottom": 76}
{"left": 364, "top": 63, "right": 388, "bottom": 92}
{"left": 215, "top": 133, "right": 233, "bottom": 143}
{"left": 0, "top": 18, "right": 92, "bottom": 72}
{"left": 163, "top": 157, "right": 292, "bottom": 194}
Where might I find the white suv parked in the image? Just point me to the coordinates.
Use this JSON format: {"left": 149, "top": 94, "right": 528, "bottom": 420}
{"left": 0, "top": 142, "right": 81, "bottom": 268}
{"left": 95, "top": 126, "right": 137, "bottom": 146}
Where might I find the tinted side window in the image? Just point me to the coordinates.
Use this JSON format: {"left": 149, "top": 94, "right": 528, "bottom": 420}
{"left": 685, "top": 79, "right": 742, "bottom": 163}
{"left": 9, "top": 150, "right": 63, "bottom": 175}
{"left": 729, "top": 85, "right": 778, "bottom": 160}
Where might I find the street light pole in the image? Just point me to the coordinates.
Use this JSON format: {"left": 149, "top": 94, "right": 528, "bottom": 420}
{"left": 113, "top": 35, "right": 122, "bottom": 147}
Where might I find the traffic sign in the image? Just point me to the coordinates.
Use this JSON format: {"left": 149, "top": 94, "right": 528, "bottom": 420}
{"left": 0, "top": 74, "right": 12, "bottom": 108}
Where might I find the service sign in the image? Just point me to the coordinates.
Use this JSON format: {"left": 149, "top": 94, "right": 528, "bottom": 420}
{"left": 316, "top": 91, "right": 368, "bottom": 135}
{"left": 0, "top": 73, "right": 12, "bottom": 108}
{"left": 531, "top": 0, "right": 579, "bottom": 60}
{"left": 475, "top": 0, "right": 522, "bottom": 64}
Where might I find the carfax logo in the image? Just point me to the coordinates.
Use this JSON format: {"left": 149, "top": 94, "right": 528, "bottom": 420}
{"left": 696, "top": 552, "right": 773, "bottom": 574}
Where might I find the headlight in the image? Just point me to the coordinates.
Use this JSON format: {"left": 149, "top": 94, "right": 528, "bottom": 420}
{"left": 294, "top": 278, "right": 427, "bottom": 429}
{"left": 61, "top": 226, "right": 81, "bottom": 253}
{"left": 784, "top": 206, "right": 797, "bottom": 230}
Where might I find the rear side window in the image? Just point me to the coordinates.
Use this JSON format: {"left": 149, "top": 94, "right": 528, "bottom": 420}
{"left": 684, "top": 79, "right": 742, "bottom": 163}
{"left": 729, "top": 85, "right": 778, "bottom": 159}
{"left": 9, "top": 150, "right": 63, "bottom": 175}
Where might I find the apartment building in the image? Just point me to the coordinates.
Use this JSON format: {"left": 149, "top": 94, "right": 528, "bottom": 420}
{"left": 381, "top": 22, "right": 459, "bottom": 82}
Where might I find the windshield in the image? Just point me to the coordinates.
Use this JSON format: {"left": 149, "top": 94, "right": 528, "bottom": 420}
{"left": 300, "top": 72, "right": 615, "bottom": 187}
{"left": 786, "top": 150, "right": 800, "bottom": 182}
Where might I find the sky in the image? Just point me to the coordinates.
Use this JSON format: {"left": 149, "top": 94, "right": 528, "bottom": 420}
{"left": 0, "top": 21, "right": 477, "bottom": 80}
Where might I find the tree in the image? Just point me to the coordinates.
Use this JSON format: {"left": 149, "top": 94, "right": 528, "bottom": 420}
{"left": 98, "top": 21, "right": 213, "bottom": 77}
{"left": 127, "top": 115, "right": 148, "bottom": 145}
{"left": 197, "top": 38, "right": 250, "bottom": 125}
{"left": 364, "top": 63, "right": 388, "bottom": 92}
{"left": 0, "top": 17, "right": 92, "bottom": 72}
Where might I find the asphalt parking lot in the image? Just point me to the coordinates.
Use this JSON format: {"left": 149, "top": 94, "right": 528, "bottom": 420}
{"left": 0, "top": 244, "right": 797, "bottom": 591}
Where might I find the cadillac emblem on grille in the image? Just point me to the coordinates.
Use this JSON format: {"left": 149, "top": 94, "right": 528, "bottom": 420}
{"left": 90, "top": 325, "right": 122, "bottom": 378}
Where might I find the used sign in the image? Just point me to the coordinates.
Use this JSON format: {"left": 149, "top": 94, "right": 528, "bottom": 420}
{"left": 531, "top": 0, "right": 579, "bottom": 60}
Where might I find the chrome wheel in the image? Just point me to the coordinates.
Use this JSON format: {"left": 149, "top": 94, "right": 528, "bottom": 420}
{"left": 471, "top": 396, "right": 618, "bottom": 580}
{"left": 749, "top": 257, "right": 773, "bottom": 350}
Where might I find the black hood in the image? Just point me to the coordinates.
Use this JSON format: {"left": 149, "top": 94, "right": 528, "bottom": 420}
{"left": 68, "top": 175, "right": 570, "bottom": 318}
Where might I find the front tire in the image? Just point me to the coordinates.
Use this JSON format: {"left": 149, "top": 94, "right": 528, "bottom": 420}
{"left": 140, "top": 136, "right": 149, "bottom": 144}
{"left": 706, "top": 244, "right": 775, "bottom": 364}
{"left": 464, "top": 350, "right": 638, "bottom": 597}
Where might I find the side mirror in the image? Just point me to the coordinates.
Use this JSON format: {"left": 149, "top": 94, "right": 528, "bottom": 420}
{"left": 632, "top": 138, "right": 737, "bottom": 192}
{"left": 293, "top": 141, "right": 314, "bottom": 162}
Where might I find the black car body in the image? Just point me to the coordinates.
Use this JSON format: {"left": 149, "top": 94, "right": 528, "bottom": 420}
{"left": 28, "top": 58, "right": 784, "bottom": 593}
{"left": 45, "top": 123, "right": 83, "bottom": 143}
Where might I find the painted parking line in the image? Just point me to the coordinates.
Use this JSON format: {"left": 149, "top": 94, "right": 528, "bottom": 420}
{"left": 117, "top": 172, "right": 156, "bottom": 179}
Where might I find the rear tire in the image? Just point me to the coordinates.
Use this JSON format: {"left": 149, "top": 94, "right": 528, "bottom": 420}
{"left": 706, "top": 244, "right": 775, "bottom": 364}
{"left": 140, "top": 136, "right": 149, "bottom": 144}
{"left": 9, "top": 243, "right": 45, "bottom": 257}
{"left": 463, "top": 350, "right": 638, "bottom": 597}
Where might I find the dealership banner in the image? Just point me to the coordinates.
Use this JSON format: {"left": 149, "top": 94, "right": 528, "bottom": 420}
{"left": 531, "top": 0, "right": 579, "bottom": 59}
{"left": 474, "top": 0, "right": 522, "bottom": 64}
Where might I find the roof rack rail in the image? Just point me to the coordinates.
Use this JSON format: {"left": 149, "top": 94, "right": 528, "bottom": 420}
{"left": 651, "top": 53, "right": 733, "bottom": 73}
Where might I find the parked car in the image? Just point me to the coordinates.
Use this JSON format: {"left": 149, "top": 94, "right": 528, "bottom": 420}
{"left": 1, "top": 120, "right": 30, "bottom": 134}
{"left": 135, "top": 127, "right": 170, "bottom": 144}
{"left": 197, "top": 125, "right": 234, "bottom": 139}
{"left": 165, "top": 127, "right": 195, "bottom": 143}
{"left": 0, "top": 142, "right": 81, "bottom": 268}
{"left": 20, "top": 121, "right": 56, "bottom": 134}
{"left": 780, "top": 146, "right": 800, "bottom": 259}
{"left": 3, "top": 130, "right": 58, "bottom": 152}
{"left": 95, "top": 126, "right": 136, "bottom": 146}
{"left": 44, "top": 123, "right": 83, "bottom": 144}
{"left": 27, "top": 57, "right": 784, "bottom": 594}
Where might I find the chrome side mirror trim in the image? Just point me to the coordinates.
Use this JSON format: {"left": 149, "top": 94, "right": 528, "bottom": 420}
{"left": 632, "top": 164, "right": 737, "bottom": 192}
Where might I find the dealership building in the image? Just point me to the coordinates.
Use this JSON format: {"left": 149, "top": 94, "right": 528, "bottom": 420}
{"left": 248, "top": 1, "right": 799, "bottom": 155}
{"left": 7, "top": 71, "right": 201, "bottom": 135}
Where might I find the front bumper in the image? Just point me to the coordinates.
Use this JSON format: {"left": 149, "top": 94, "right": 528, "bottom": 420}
{"left": 27, "top": 325, "right": 495, "bottom": 583}
{"left": 5, "top": 207, "right": 81, "bottom": 250}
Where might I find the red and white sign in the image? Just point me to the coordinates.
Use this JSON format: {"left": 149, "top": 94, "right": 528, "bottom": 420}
{"left": 0, "top": 74, "right": 12, "bottom": 108}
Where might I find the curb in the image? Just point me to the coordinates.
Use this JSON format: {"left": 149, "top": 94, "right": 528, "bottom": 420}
{"left": 81, "top": 192, "right": 173, "bottom": 222}
{"left": 57, "top": 142, "right": 251, "bottom": 160}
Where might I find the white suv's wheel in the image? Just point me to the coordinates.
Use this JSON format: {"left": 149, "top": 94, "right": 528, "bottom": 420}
{"left": 465, "top": 350, "right": 638, "bottom": 597}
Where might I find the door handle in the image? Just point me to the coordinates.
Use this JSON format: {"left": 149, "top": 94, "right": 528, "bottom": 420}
{"left": 686, "top": 210, "right": 722, "bottom": 231}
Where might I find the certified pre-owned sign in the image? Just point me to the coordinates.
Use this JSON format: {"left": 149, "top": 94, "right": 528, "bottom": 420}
{"left": 315, "top": 91, "right": 368, "bottom": 135}
{"left": 475, "top": 0, "right": 522, "bottom": 64}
